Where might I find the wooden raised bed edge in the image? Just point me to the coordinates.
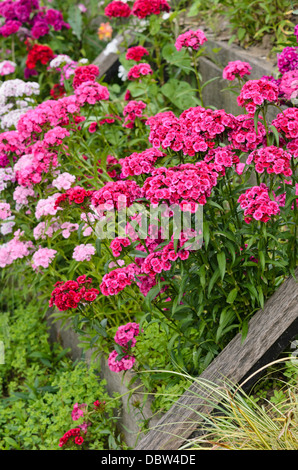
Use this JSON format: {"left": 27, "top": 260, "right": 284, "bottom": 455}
{"left": 134, "top": 270, "right": 298, "bottom": 450}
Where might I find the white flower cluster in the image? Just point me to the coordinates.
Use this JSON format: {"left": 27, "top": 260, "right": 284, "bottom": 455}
{"left": 103, "top": 37, "right": 120, "bottom": 57}
{"left": 49, "top": 54, "right": 73, "bottom": 69}
{"left": 0, "top": 79, "right": 40, "bottom": 130}
{"left": 0, "top": 79, "right": 40, "bottom": 99}
{"left": 118, "top": 65, "right": 128, "bottom": 81}
{"left": 0, "top": 216, "right": 15, "bottom": 235}
{"left": 0, "top": 168, "right": 15, "bottom": 194}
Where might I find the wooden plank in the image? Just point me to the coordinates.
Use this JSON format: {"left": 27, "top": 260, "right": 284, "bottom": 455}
{"left": 135, "top": 270, "right": 298, "bottom": 450}
{"left": 93, "top": 32, "right": 135, "bottom": 80}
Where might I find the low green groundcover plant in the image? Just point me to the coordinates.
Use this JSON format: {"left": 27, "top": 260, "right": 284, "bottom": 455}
{"left": 0, "top": 299, "right": 125, "bottom": 450}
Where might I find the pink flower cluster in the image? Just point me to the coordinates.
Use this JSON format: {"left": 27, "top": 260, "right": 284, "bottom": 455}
{"left": 146, "top": 107, "right": 235, "bottom": 156}
{"left": 286, "top": 138, "right": 298, "bottom": 158}
{"left": 246, "top": 146, "right": 293, "bottom": 176}
{"left": 126, "top": 46, "right": 149, "bottom": 62}
{"left": 100, "top": 263, "right": 139, "bottom": 296}
{"left": 238, "top": 184, "right": 280, "bottom": 224}
{"left": 272, "top": 108, "right": 298, "bottom": 139}
{"left": 104, "top": 1, "right": 132, "bottom": 18}
{"left": 132, "top": 0, "right": 170, "bottom": 19}
{"left": 227, "top": 114, "right": 266, "bottom": 152}
{"left": 204, "top": 146, "right": 239, "bottom": 175}
{"left": 52, "top": 172, "right": 76, "bottom": 191}
{"left": 91, "top": 180, "right": 142, "bottom": 211}
{"left": 222, "top": 60, "right": 252, "bottom": 81}
{"left": 141, "top": 237, "right": 190, "bottom": 277}
{"left": 237, "top": 79, "right": 279, "bottom": 114}
{"left": 114, "top": 322, "right": 140, "bottom": 348}
{"left": 13, "top": 185, "right": 35, "bottom": 204}
{"left": 35, "top": 194, "right": 61, "bottom": 219}
{"left": 120, "top": 148, "right": 165, "bottom": 177}
{"left": 279, "top": 70, "right": 298, "bottom": 100}
{"left": 17, "top": 96, "right": 81, "bottom": 141}
{"left": 72, "top": 243, "right": 96, "bottom": 262}
{"left": 127, "top": 63, "right": 153, "bottom": 80}
{"left": 71, "top": 403, "right": 87, "bottom": 422}
{"left": 0, "top": 230, "right": 33, "bottom": 268}
{"left": 0, "top": 0, "right": 69, "bottom": 40}
{"left": 32, "top": 247, "right": 57, "bottom": 270}
{"left": 277, "top": 47, "right": 298, "bottom": 74}
{"left": 107, "top": 350, "right": 135, "bottom": 373}
{"left": 72, "top": 64, "right": 99, "bottom": 89}
{"left": 108, "top": 322, "right": 140, "bottom": 373}
{"left": 13, "top": 144, "right": 58, "bottom": 187}
{"left": 110, "top": 237, "right": 131, "bottom": 257}
{"left": 0, "top": 131, "right": 25, "bottom": 168}
{"left": 175, "top": 29, "right": 207, "bottom": 51}
{"left": 74, "top": 81, "right": 109, "bottom": 105}
{"left": 142, "top": 162, "right": 218, "bottom": 210}
{"left": 123, "top": 100, "right": 147, "bottom": 128}
{"left": 0, "top": 60, "right": 16, "bottom": 76}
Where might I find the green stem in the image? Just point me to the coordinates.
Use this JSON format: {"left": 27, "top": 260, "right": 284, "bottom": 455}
{"left": 192, "top": 51, "right": 204, "bottom": 107}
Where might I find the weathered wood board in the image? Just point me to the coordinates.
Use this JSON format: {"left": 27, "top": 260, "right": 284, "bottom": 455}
{"left": 135, "top": 270, "right": 298, "bottom": 450}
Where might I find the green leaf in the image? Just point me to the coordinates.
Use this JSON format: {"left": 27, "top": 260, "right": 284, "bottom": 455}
{"left": 268, "top": 125, "right": 279, "bottom": 146}
{"left": 208, "top": 267, "right": 220, "bottom": 296}
{"left": 241, "top": 319, "right": 249, "bottom": 342}
{"left": 67, "top": 5, "right": 82, "bottom": 40}
{"left": 203, "top": 221, "right": 210, "bottom": 249}
{"left": 217, "top": 251, "right": 226, "bottom": 280}
{"left": 237, "top": 27, "right": 246, "bottom": 41}
{"left": 161, "top": 78, "right": 200, "bottom": 110}
{"left": 95, "top": 238, "right": 101, "bottom": 257}
{"left": 226, "top": 287, "right": 238, "bottom": 304}
{"left": 4, "top": 437, "right": 20, "bottom": 449}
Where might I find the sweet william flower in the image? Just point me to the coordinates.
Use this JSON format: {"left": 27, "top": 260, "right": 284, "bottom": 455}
{"left": 108, "top": 350, "right": 135, "bottom": 372}
{"left": 175, "top": 29, "right": 207, "bottom": 51}
{"left": 125, "top": 46, "right": 149, "bottom": 62}
{"left": 238, "top": 184, "right": 280, "bottom": 224}
{"left": 222, "top": 60, "right": 252, "bottom": 81}
{"left": 132, "top": 0, "right": 170, "bottom": 19}
{"left": 237, "top": 79, "right": 279, "bottom": 114}
{"left": 74, "top": 81, "right": 109, "bottom": 105}
{"left": 104, "top": 1, "right": 132, "bottom": 18}
{"left": 127, "top": 63, "right": 153, "bottom": 80}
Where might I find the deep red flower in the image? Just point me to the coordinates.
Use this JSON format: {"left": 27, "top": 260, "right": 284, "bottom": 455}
{"left": 26, "top": 44, "right": 54, "bottom": 69}
{"left": 104, "top": 1, "right": 132, "bottom": 18}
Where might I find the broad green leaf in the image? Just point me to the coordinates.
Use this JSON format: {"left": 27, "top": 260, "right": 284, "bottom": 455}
{"left": 217, "top": 251, "right": 226, "bottom": 280}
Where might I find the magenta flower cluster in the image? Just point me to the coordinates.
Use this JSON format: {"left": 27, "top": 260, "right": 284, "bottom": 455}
{"left": 277, "top": 47, "right": 298, "bottom": 74}
{"left": 142, "top": 162, "right": 218, "bottom": 210}
{"left": 238, "top": 184, "right": 280, "bottom": 224}
{"left": 127, "top": 63, "right": 153, "bottom": 80}
{"left": 108, "top": 322, "right": 140, "bottom": 373}
{"left": 122, "top": 100, "right": 147, "bottom": 128}
{"left": 120, "top": 148, "right": 165, "bottom": 177}
{"left": 0, "top": 0, "right": 69, "bottom": 39}
{"left": 175, "top": 29, "right": 207, "bottom": 51}
{"left": 246, "top": 146, "right": 293, "bottom": 177}
{"left": 222, "top": 60, "right": 252, "bottom": 81}
{"left": 237, "top": 79, "right": 279, "bottom": 114}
